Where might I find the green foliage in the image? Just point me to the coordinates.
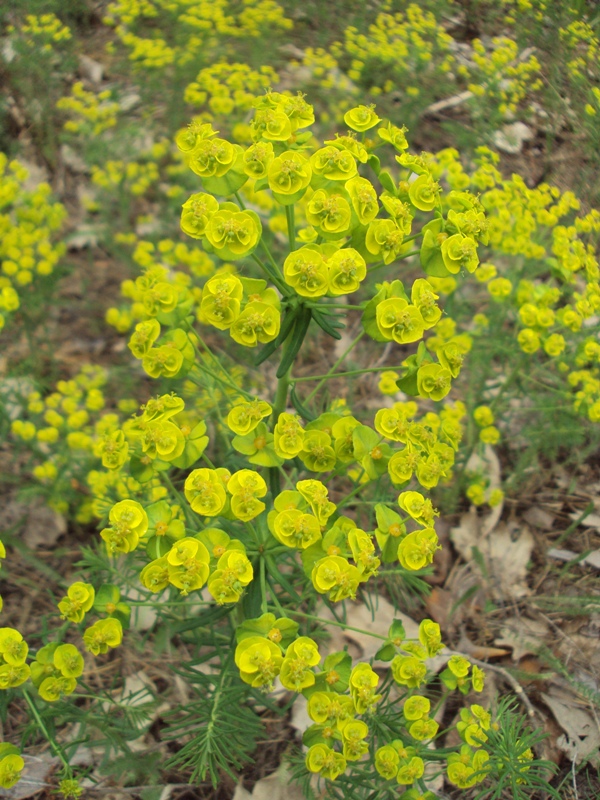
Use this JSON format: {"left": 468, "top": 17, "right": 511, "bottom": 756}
{"left": 164, "top": 654, "right": 265, "bottom": 785}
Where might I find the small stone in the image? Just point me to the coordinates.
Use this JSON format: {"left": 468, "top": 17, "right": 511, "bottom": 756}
{"left": 78, "top": 54, "right": 104, "bottom": 84}
{"left": 492, "top": 122, "right": 535, "bottom": 154}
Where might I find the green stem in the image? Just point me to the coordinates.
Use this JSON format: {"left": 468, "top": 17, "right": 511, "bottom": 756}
{"left": 368, "top": 251, "right": 420, "bottom": 273}
{"left": 23, "top": 689, "right": 71, "bottom": 771}
{"left": 308, "top": 303, "right": 365, "bottom": 311}
{"left": 260, "top": 557, "right": 268, "bottom": 614}
{"left": 258, "top": 238, "right": 287, "bottom": 286}
{"left": 293, "top": 363, "right": 407, "bottom": 382}
{"left": 251, "top": 253, "right": 287, "bottom": 294}
{"left": 192, "top": 332, "right": 252, "bottom": 397}
{"left": 336, "top": 472, "right": 371, "bottom": 509}
{"left": 287, "top": 610, "right": 387, "bottom": 640}
{"left": 266, "top": 589, "right": 287, "bottom": 618}
{"left": 273, "top": 367, "right": 291, "bottom": 423}
{"left": 163, "top": 473, "right": 195, "bottom": 528}
{"left": 285, "top": 204, "right": 296, "bottom": 252}
{"left": 305, "top": 331, "right": 365, "bottom": 403}
{"left": 269, "top": 342, "right": 292, "bottom": 497}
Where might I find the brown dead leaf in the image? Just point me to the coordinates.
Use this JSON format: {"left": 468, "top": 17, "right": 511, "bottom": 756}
{"left": 457, "top": 630, "right": 511, "bottom": 660}
{"left": 496, "top": 617, "right": 550, "bottom": 661}
{"left": 290, "top": 694, "right": 311, "bottom": 738}
{"left": 542, "top": 688, "right": 600, "bottom": 764}
{"left": 428, "top": 517, "right": 452, "bottom": 585}
{"left": 233, "top": 765, "right": 307, "bottom": 800}
{"left": 425, "top": 587, "right": 453, "bottom": 628}
{"left": 466, "top": 445, "right": 503, "bottom": 535}
{"left": 569, "top": 510, "right": 600, "bottom": 530}
{"left": 316, "top": 596, "right": 417, "bottom": 662}
{"left": 523, "top": 506, "right": 556, "bottom": 531}
{"left": 450, "top": 509, "right": 534, "bottom": 599}
{"left": 0, "top": 497, "right": 67, "bottom": 549}
{"left": 547, "top": 548, "right": 600, "bottom": 570}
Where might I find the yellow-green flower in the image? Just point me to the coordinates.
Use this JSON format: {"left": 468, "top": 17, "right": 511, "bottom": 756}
{"left": 251, "top": 108, "right": 292, "bottom": 142}
{"left": 441, "top": 233, "right": 479, "bottom": 274}
{"left": 128, "top": 319, "right": 161, "bottom": 359}
{"left": 311, "top": 556, "right": 361, "bottom": 602}
{"left": 344, "top": 105, "right": 380, "bottom": 132}
{"left": 205, "top": 209, "right": 261, "bottom": 260}
{"left": 267, "top": 150, "right": 311, "bottom": 204}
{"left": 140, "top": 556, "right": 170, "bottom": 593}
{"left": 408, "top": 175, "right": 440, "bottom": 211}
{"left": 243, "top": 141, "right": 274, "bottom": 178}
{"left": 208, "top": 549, "right": 253, "bottom": 604}
{"left": 227, "top": 399, "right": 272, "bottom": 435}
{"left": 53, "top": 643, "right": 84, "bottom": 679}
{"left": 417, "top": 363, "right": 452, "bottom": 401}
{"left": 184, "top": 468, "right": 227, "bottom": 516}
{"left": 375, "top": 744, "right": 400, "bottom": 780}
{"left": 283, "top": 246, "right": 329, "bottom": 298}
{"left": 391, "top": 655, "right": 427, "bottom": 688}
{"left": 305, "top": 190, "right": 352, "bottom": 238}
{"left": 180, "top": 192, "right": 219, "bottom": 239}
{"left": 198, "top": 274, "right": 243, "bottom": 330}
{"left": 235, "top": 635, "right": 283, "bottom": 687}
{"left": 345, "top": 176, "right": 378, "bottom": 224}
{"left": 58, "top": 581, "right": 95, "bottom": 623}
{"left": 378, "top": 122, "right": 408, "bottom": 151}
{"left": 310, "top": 146, "right": 357, "bottom": 182}
{"left": 342, "top": 720, "right": 369, "bottom": 761}
{"left": 306, "top": 743, "right": 346, "bottom": 780}
{"left": 0, "top": 663, "right": 30, "bottom": 689}
{"left": 376, "top": 298, "right": 425, "bottom": 344}
{"left": 411, "top": 278, "right": 441, "bottom": 327}
{"left": 228, "top": 469, "right": 267, "bottom": 521}
{"left": 300, "top": 430, "right": 336, "bottom": 472}
{"left": 274, "top": 413, "right": 304, "bottom": 458}
{"left": 327, "top": 248, "right": 366, "bottom": 295}
{"left": 516, "top": 325, "right": 541, "bottom": 353}
{"left": 83, "top": 617, "right": 123, "bottom": 656}
{"left": 280, "top": 636, "right": 320, "bottom": 691}
{"left": 366, "top": 219, "right": 406, "bottom": 264}
{"left": 100, "top": 500, "right": 148, "bottom": 554}
{"left": 0, "top": 753, "right": 24, "bottom": 789}
{"left": 272, "top": 509, "right": 321, "bottom": 549}
{"left": 398, "top": 528, "right": 439, "bottom": 570}
{"left": 349, "top": 662, "right": 381, "bottom": 713}
{"left": 403, "top": 695, "right": 430, "bottom": 720}
{"left": 378, "top": 370, "right": 400, "bottom": 395}
{"left": 188, "top": 138, "right": 237, "bottom": 179}
{"left": 0, "top": 628, "right": 28, "bottom": 666}
{"left": 230, "top": 301, "right": 280, "bottom": 346}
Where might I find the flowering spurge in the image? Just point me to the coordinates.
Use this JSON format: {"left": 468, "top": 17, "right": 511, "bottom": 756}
{"left": 2, "top": 90, "right": 559, "bottom": 796}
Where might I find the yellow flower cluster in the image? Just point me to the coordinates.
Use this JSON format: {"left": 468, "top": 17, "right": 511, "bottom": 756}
{"left": 9, "top": 365, "right": 142, "bottom": 520}
{"left": 0, "top": 156, "right": 66, "bottom": 329}
{"left": 57, "top": 82, "right": 120, "bottom": 135}
{"left": 429, "top": 146, "right": 600, "bottom": 422}
{"left": 560, "top": 20, "right": 600, "bottom": 80}
{"left": 336, "top": 5, "right": 454, "bottom": 101}
{"left": 8, "top": 13, "right": 71, "bottom": 52}
{"left": 184, "top": 62, "right": 278, "bottom": 119}
{"left": 230, "top": 611, "right": 484, "bottom": 784}
{"left": 92, "top": 158, "right": 160, "bottom": 196}
{"left": 466, "top": 36, "right": 542, "bottom": 117}
{"left": 104, "top": 0, "right": 291, "bottom": 69}
{"left": 499, "top": 0, "right": 547, "bottom": 25}
{"left": 106, "top": 237, "right": 216, "bottom": 332}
